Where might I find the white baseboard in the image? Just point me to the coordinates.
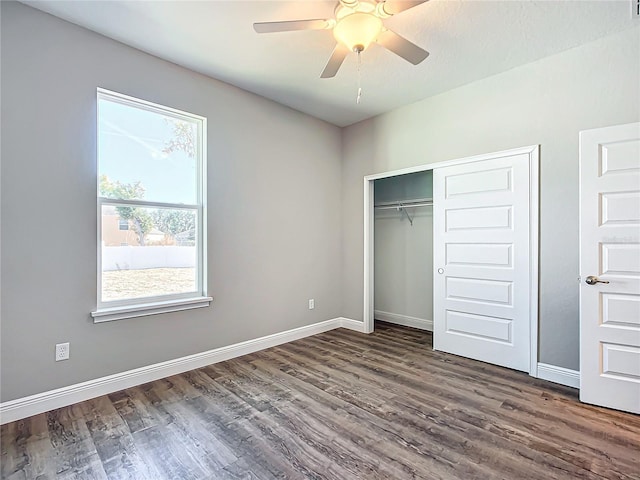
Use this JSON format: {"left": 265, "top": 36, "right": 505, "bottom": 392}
{"left": 6, "top": 319, "right": 576, "bottom": 425}
{"left": 1, "top": 317, "right": 351, "bottom": 425}
{"left": 536, "top": 363, "right": 580, "bottom": 389}
{"left": 337, "top": 317, "right": 367, "bottom": 332}
{"left": 374, "top": 310, "right": 433, "bottom": 331}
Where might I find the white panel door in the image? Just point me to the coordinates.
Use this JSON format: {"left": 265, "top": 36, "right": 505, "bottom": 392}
{"left": 580, "top": 122, "right": 640, "bottom": 414}
{"left": 433, "top": 150, "right": 535, "bottom": 372}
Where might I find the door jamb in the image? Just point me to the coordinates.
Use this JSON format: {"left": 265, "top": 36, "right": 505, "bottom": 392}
{"left": 363, "top": 145, "right": 540, "bottom": 376}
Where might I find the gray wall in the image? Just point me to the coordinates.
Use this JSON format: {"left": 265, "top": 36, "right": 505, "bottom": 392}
{"left": 374, "top": 172, "right": 433, "bottom": 324}
{"left": 0, "top": 2, "right": 343, "bottom": 402}
{"left": 2, "top": 3, "right": 638, "bottom": 403}
{"left": 374, "top": 209, "right": 433, "bottom": 324}
{"left": 342, "top": 27, "right": 640, "bottom": 370}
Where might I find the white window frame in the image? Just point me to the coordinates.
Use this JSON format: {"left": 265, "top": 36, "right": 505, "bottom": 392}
{"left": 91, "top": 88, "right": 211, "bottom": 322}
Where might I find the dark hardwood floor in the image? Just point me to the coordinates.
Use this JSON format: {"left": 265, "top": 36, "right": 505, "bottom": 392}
{"left": 2, "top": 322, "right": 639, "bottom": 479}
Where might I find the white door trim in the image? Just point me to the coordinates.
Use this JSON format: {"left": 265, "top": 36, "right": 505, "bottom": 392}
{"left": 363, "top": 145, "right": 539, "bottom": 376}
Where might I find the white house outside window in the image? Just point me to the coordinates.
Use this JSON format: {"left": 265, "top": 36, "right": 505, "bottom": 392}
{"left": 92, "top": 89, "right": 210, "bottom": 322}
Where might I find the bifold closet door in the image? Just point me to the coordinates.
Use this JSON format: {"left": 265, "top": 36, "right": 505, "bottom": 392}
{"left": 433, "top": 151, "right": 535, "bottom": 372}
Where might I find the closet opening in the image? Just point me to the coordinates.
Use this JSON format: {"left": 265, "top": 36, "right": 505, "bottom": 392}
{"left": 373, "top": 171, "right": 434, "bottom": 335}
{"left": 363, "top": 145, "right": 539, "bottom": 375}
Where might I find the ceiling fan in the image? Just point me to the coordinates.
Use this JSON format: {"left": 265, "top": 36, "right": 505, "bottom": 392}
{"left": 253, "top": 0, "right": 429, "bottom": 78}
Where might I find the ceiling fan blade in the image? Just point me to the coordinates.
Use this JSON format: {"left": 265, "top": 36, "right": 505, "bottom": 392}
{"left": 378, "top": 0, "right": 427, "bottom": 16}
{"left": 253, "top": 19, "right": 331, "bottom": 34}
{"left": 320, "top": 43, "right": 351, "bottom": 78}
{"left": 376, "top": 29, "right": 429, "bottom": 65}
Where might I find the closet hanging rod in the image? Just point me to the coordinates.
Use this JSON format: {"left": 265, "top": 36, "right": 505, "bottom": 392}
{"left": 374, "top": 197, "right": 432, "bottom": 208}
{"left": 374, "top": 200, "right": 433, "bottom": 210}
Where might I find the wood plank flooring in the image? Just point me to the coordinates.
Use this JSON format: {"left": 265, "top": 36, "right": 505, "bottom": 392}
{"left": 2, "top": 322, "right": 639, "bottom": 479}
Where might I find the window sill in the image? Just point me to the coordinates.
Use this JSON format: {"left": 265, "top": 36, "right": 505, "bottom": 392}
{"left": 91, "top": 296, "right": 213, "bottom": 323}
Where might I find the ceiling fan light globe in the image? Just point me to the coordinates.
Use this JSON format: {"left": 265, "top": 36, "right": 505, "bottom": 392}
{"left": 338, "top": 0, "right": 360, "bottom": 8}
{"left": 332, "top": 12, "right": 383, "bottom": 52}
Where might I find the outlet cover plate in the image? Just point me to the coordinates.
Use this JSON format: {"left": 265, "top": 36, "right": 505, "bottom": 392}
{"left": 55, "top": 342, "right": 70, "bottom": 361}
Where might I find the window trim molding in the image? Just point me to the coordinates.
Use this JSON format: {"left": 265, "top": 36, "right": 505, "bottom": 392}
{"left": 93, "top": 88, "right": 208, "bottom": 322}
{"left": 91, "top": 296, "right": 213, "bottom": 323}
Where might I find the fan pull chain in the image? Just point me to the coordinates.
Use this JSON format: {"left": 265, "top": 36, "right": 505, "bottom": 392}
{"left": 356, "top": 49, "right": 362, "bottom": 104}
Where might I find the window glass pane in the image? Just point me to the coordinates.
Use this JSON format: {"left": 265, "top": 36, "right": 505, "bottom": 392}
{"left": 101, "top": 205, "right": 198, "bottom": 302}
{"left": 98, "top": 98, "right": 198, "bottom": 205}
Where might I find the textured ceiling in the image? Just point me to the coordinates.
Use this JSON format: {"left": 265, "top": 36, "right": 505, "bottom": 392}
{"left": 22, "top": 0, "right": 639, "bottom": 126}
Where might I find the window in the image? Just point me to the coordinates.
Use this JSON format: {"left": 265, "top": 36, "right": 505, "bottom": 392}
{"left": 92, "top": 89, "right": 210, "bottom": 322}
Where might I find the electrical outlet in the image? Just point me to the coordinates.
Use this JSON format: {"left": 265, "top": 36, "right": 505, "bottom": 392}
{"left": 55, "top": 342, "right": 70, "bottom": 361}
{"left": 308, "top": 299, "right": 315, "bottom": 310}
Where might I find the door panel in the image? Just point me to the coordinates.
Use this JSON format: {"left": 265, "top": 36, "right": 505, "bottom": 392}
{"left": 601, "top": 293, "right": 640, "bottom": 327}
{"left": 601, "top": 243, "right": 640, "bottom": 275}
{"left": 445, "top": 310, "right": 512, "bottom": 343}
{"left": 446, "top": 277, "right": 512, "bottom": 305}
{"left": 602, "top": 343, "right": 640, "bottom": 378}
{"left": 433, "top": 151, "right": 535, "bottom": 372}
{"left": 600, "top": 140, "right": 640, "bottom": 174}
{"left": 601, "top": 192, "right": 640, "bottom": 225}
{"left": 580, "top": 122, "right": 640, "bottom": 414}
{"left": 445, "top": 206, "right": 512, "bottom": 231}
{"left": 445, "top": 167, "right": 512, "bottom": 196}
{"left": 446, "top": 243, "right": 513, "bottom": 267}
